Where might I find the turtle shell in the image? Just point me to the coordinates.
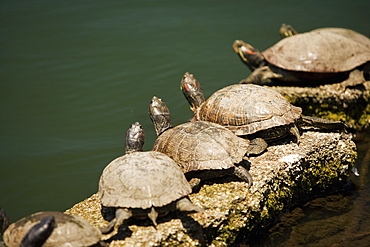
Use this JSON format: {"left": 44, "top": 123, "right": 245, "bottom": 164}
{"left": 152, "top": 121, "right": 250, "bottom": 173}
{"left": 195, "top": 84, "right": 302, "bottom": 136}
{"left": 3, "top": 211, "right": 101, "bottom": 247}
{"left": 98, "top": 151, "right": 191, "bottom": 209}
{"left": 263, "top": 28, "right": 370, "bottom": 73}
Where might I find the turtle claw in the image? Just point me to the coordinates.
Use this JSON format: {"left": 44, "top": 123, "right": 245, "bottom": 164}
{"left": 234, "top": 165, "right": 253, "bottom": 188}
{"left": 352, "top": 167, "right": 360, "bottom": 177}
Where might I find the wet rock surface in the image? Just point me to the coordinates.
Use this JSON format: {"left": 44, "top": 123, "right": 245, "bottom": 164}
{"left": 269, "top": 81, "right": 370, "bottom": 132}
{"left": 65, "top": 129, "right": 357, "bottom": 246}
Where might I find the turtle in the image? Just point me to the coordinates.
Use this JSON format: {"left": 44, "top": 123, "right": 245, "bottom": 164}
{"left": 149, "top": 96, "right": 266, "bottom": 191}
{"left": 180, "top": 72, "right": 346, "bottom": 143}
{"left": 98, "top": 122, "right": 203, "bottom": 234}
{"left": 2, "top": 211, "right": 104, "bottom": 247}
{"left": 232, "top": 26, "right": 370, "bottom": 86}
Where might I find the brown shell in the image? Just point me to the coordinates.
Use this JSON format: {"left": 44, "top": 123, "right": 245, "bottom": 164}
{"left": 195, "top": 84, "right": 302, "bottom": 136}
{"left": 262, "top": 28, "right": 370, "bottom": 73}
{"left": 3, "top": 212, "right": 101, "bottom": 247}
{"left": 98, "top": 151, "right": 191, "bottom": 209}
{"left": 152, "top": 121, "right": 250, "bottom": 173}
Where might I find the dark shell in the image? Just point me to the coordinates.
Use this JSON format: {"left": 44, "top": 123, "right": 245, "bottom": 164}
{"left": 195, "top": 84, "right": 302, "bottom": 136}
{"left": 152, "top": 121, "right": 250, "bottom": 173}
{"left": 3, "top": 211, "right": 101, "bottom": 247}
{"left": 98, "top": 151, "right": 191, "bottom": 209}
{"left": 263, "top": 28, "right": 370, "bottom": 73}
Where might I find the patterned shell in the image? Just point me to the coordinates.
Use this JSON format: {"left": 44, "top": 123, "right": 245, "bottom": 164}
{"left": 195, "top": 84, "right": 302, "bottom": 136}
{"left": 263, "top": 28, "right": 370, "bottom": 73}
{"left": 3, "top": 212, "right": 101, "bottom": 247}
{"left": 98, "top": 151, "right": 191, "bottom": 209}
{"left": 152, "top": 121, "right": 250, "bottom": 173}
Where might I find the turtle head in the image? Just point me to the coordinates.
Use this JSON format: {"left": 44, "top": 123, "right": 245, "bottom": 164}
{"left": 279, "top": 23, "right": 298, "bottom": 38}
{"left": 149, "top": 96, "right": 172, "bottom": 136}
{"left": 232, "top": 40, "right": 265, "bottom": 71}
{"left": 125, "top": 122, "right": 146, "bottom": 154}
{"left": 20, "top": 216, "right": 55, "bottom": 247}
{"left": 0, "top": 207, "right": 10, "bottom": 235}
{"left": 180, "top": 72, "right": 205, "bottom": 112}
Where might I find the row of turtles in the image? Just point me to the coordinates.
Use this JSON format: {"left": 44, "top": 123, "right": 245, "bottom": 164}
{"left": 97, "top": 69, "right": 346, "bottom": 235}
{"left": 1, "top": 24, "right": 365, "bottom": 246}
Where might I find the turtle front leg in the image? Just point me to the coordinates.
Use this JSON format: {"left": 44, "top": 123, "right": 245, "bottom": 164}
{"left": 100, "top": 208, "right": 132, "bottom": 234}
{"left": 239, "top": 66, "right": 283, "bottom": 84}
{"left": 246, "top": 137, "right": 268, "bottom": 156}
{"left": 233, "top": 165, "right": 253, "bottom": 188}
{"left": 188, "top": 177, "right": 202, "bottom": 192}
{"left": 340, "top": 69, "right": 366, "bottom": 88}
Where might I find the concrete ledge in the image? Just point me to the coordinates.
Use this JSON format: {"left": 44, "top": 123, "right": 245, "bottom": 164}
{"left": 65, "top": 130, "right": 357, "bottom": 246}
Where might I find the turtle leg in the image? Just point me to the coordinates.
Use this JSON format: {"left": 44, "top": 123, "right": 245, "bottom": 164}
{"left": 239, "top": 66, "right": 283, "bottom": 84}
{"left": 100, "top": 208, "right": 132, "bottom": 234}
{"left": 233, "top": 165, "right": 253, "bottom": 188}
{"left": 246, "top": 138, "right": 268, "bottom": 156}
{"left": 148, "top": 207, "right": 158, "bottom": 227}
{"left": 20, "top": 216, "right": 55, "bottom": 247}
{"left": 340, "top": 69, "right": 366, "bottom": 88}
{"left": 301, "top": 116, "right": 346, "bottom": 131}
{"left": 176, "top": 197, "right": 204, "bottom": 213}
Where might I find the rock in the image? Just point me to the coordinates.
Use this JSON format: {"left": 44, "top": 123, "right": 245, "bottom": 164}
{"left": 65, "top": 129, "right": 357, "bottom": 246}
{"left": 269, "top": 81, "right": 370, "bottom": 134}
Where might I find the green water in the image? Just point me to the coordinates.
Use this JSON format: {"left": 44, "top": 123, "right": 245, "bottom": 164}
{"left": 1, "top": 0, "right": 369, "bottom": 245}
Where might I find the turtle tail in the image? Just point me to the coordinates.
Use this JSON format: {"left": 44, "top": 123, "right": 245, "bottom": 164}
{"left": 148, "top": 207, "right": 158, "bottom": 227}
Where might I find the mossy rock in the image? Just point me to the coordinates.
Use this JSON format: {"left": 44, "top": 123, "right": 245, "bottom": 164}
{"left": 270, "top": 81, "right": 370, "bottom": 133}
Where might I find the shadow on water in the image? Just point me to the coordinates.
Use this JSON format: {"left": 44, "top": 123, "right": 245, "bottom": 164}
{"left": 235, "top": 136, "right": 370, "bottom": 247}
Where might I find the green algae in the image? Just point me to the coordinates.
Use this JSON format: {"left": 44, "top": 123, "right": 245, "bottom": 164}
{"left": 232, "top": 147, "right": 358, "bottom": 245}
{"left": 284, "top": 90, "right": 370, "bottom": 131}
